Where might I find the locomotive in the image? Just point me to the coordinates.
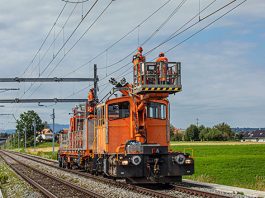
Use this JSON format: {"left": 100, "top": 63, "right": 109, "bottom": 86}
{"left": 58, "top": 57, "right": 194, "bottom": 184}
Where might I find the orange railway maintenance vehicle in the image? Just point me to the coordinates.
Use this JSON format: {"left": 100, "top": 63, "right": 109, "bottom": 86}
{"left": 58, "top": 54, "right": 194, "bottom": 184}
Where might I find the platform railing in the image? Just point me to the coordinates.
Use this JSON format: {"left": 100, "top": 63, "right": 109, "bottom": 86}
{"left": 133, "top": 62, "right": 181, "bottom": 88}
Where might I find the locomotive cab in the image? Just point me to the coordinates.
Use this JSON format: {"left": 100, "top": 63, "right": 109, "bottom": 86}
{"left": 103, "top": 98, "right": 194, "bottom": 184}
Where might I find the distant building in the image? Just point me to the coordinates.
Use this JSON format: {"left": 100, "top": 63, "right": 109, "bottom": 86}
{"left": 241, "top": 130, "right": 265, "bottom": 142}
{"left": 36, "top": 128, "right": 53, "bottom": 142}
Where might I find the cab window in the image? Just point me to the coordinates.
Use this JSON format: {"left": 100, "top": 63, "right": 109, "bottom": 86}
{"left": 96, "top": 106, "right": 105, "bottom": 126}
{"left": 108, "top": 101, "right": 130, "bottom": 120}
{"left": 147, "top": 102, "right": 166, "bottom": 119}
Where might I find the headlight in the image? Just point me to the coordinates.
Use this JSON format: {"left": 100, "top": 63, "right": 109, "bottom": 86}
{"left": 121, "top": 160, "right": 129, "bottom": 166}
{"left": 173, "top": 154, "right": 185, "bottom": 165}
{"left": 184, "top": 159, "right": 193, "bottom": 164}
{"left": 131, "top": 155, "right": 141, "bottom": 166}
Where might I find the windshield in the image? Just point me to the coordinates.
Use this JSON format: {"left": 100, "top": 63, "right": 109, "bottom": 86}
{"left": 108, "top": 101, "right": 130, "bottom": 120}
{"left": 147, "top": 102, "right": 166, "bottom": 119}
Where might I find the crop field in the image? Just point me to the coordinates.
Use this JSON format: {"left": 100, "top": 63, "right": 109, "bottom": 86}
{"left": 171, "top": 143, "right": 265, "bottom": 191}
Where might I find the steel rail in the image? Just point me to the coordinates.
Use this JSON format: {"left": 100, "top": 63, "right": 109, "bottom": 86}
{"left": 0, "top": 151, "right": 103, "bottom": 198}
{"left": 0, "top": 154, "right": 57, "bottom": 198}
{"left": 7, "top": 150, "right": 232, "bottom": 198}
{"left": 6, "top": 151, "right": 176, "bottom": 198}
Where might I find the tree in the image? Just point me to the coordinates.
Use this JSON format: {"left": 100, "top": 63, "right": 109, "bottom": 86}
{"left": 213, "top": 122, "right": 234, "bottom": 140}
{"left": 170, "top": 124, "right": 184, "bottom": 141}
{"left": 170, "top": 124, "right": 175, "bottom": 140}
{"left": 16, "top": 110, "right": 44, "bottom": 147}
{"left": 185, "top": 124, "right": 199, "bottom": 141}
{"left": 208, "top": 128, "right": 224, "bottom": 141}
{"left": 199, "top": 127, "right": 211, "bottom": 141}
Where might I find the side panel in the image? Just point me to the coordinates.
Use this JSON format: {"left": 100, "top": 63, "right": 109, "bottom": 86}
{"left": 145, "top": 118, "right": 168, "bottom": 146}
{"left": 108, "top": 118, "right": 130, "bottom": 153}
{"left": 87, "top": 119, "right": 95, "bottom": 150}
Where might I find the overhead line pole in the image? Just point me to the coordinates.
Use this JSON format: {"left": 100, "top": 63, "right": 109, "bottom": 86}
{"left": 52, "top": 109, "right": 55, "bottom": 156}
{"left": 33, "top": 119, "right": 36, "bottom": 151}
{"left": 0, "top": 78, "right": 94, "bottom": 83}
{"left": 0, "top": 99, "right": 88, "bottom": 103}
{"left": 24, "top": 127, "right": 27, "bottom": 150}
{"left": 0, "top": 88, "right": 20, "bottom": 90}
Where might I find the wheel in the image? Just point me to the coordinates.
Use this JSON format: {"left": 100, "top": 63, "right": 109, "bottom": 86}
{"left": 62, "top": 158, "right": 66, "bottom": 168}
{"left": 58, "top": 158, "right": 62, "bottom": 168}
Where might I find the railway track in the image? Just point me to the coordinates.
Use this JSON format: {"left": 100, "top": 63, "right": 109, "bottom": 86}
{"left": 0, "top": 151, "right": 103, "bottom": 198}
{"left": 5, "top": 150, "right": 231, "bottom": 198}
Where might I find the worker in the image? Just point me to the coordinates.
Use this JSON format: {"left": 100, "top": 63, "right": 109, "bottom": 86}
{"left": 87, "top": 88, "right": 95, "bottom": 114}
{"left": 156, "top": 52, "right": 168, "bottom": 84}
{"left": 156, "top": 52, "right": 168, "bottom": 63}
{"left": 168, "top": 67, "right": 175, "bottom": 85}
{"left": 88, "top": 88, "right": 94, "bottom": 102}
{"left": 132, "top": 47, "right": 145, "bottom": 85}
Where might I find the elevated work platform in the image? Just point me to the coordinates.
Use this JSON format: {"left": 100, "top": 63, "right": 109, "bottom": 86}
{"left": 133, "top": 62, "right": 182, "bottom": 94}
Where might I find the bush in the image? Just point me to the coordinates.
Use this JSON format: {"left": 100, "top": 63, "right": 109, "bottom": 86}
{"left": 0, "top": 173, "right": 8, "bottom": 184}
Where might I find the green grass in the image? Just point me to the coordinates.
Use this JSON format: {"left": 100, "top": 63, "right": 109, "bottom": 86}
{"left": 171, "top": 144, "right": 265, "bottom": 191}
{"left": 34, "top": 142, "right": 59, "bottom": 148}
{"left": 34, "top": 151, "right": 58, "bottom": 160}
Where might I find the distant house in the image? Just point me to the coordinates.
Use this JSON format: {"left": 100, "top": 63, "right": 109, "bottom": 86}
{"left": 36, "top": 128, "right": 53, "bottom": 142}
{"left": 241, "top": 130, "right": 265, "bottom": 142}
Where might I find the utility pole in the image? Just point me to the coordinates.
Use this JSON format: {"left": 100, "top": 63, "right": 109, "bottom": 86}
{"left": 24, "top": 127, "right": 27, "bottom": 150}
{"left": 196, "top": 118, "right": 199, "bottom": 128}
{"left": 52, "top": 109, "right": 55, "bottom": 155}
{"left": 33, "top": 119, "right": 36, "bottom": 151}
{"left": 18, "top": 131, "right": 20, "bottom": 150}
{"left": 94, "top": 64, "right": 98, "bottom": 101}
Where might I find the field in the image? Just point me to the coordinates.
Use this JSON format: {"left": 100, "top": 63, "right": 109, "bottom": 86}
{"left": 170, "top": 142, "right": 265, "bottom": 191}
{"left": 14, "top": 142, "right": 59, "bottom": 160}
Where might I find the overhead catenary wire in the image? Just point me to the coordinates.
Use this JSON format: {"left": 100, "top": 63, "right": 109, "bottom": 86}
{"left": 119, "top": 0, "right": 247, "bottom": 80}
{"left": 96, "top": 0, "right": 189, "bottom": 71}
{"left": 69, "top": 0, "right": 245, "bottom": 98}
{"left": 11, "top": 2, "right": 68, "bottom": 121}
{"left": 27, "top": 3, "right": 79, "bottom": 79}
{"left": 66, "top": 0, "right": 216, "bottom": 97}
{"left": 28, "top": 0, "right": 113, "bottom": 98}
{"left": 63, "top": 0, "right": 172, "bottom": 77}
{"left": 20, "top": 0, "right": 100, "bottom": 98}
{"left": 47, "top": 0, "right": 114, "bottom": 76}
{"left": 21, "top": 2, "right": 68, "bottom": 77}
{"left": 165, "top": 0, "right": 247, "bottom": 54}
{"left": 40, "top": 0, "right": 100, "bottom": 76}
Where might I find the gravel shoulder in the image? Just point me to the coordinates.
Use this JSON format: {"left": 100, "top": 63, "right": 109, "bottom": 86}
{"left": 184, "top": 179, "right": 265, "bottom": 198}
{"left": 6, "top": 152, "right": 152, "bottom": 198}
{"left": 0, "top": 156, "right": 43, "bottom": 198}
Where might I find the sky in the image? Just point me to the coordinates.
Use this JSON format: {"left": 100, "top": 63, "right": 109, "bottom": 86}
{"left": 0, "top": 0, "right": 264, "bottom": 130}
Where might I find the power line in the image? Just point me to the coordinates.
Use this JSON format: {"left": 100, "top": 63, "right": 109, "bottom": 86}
{"left": 20, "top": 0, "right": 100, "bottom": 98}
{"left": 97, "top": 0, "right": 189, "bottom": 71}
{"left": 64, "top": 0, "right": 219, "bottom": 97}
{"left": 21, "top": 2, "right": 68, "bottom": 77}
{"left": 76, "top": 0, "right": 246, "bottom": 98}
{"left": 63, "top": 0, "right": 173, "bottom": 76}
{"left": 165, "top": 0, "right": 247, "bottom": 53}
{"left": 40, "top": 0, "right": 100, "bottom": 76}
{"left": 47, "top": 0, "right": 114, "bottom": 76}
{"left": 27, "top": 3, "right": 79, "bottom": 78}
{"left": 28, "top": 0, "right": 113, "bottom": 98}
{"left": 119, "top": 0, "right": 247, "bottom": 81}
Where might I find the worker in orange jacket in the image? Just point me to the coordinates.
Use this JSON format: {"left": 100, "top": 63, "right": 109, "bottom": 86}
{"left": 156, "top": 52, "right": 168, "bottom": 84}
{"left": 133, "top": 47, "right": 145, "bottom": 85}
{"left": 88, "top": 88, "right": 95, "bottom": 114}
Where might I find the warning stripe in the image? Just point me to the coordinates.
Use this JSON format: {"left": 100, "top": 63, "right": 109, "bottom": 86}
{"left": 142, "top": 87, "right": 181, "bottom": 92}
